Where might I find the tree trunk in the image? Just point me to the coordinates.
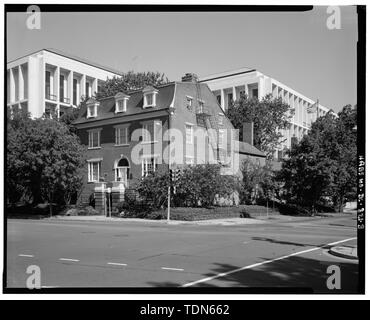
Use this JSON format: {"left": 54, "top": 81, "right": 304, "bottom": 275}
{"left": 49, "top": 190, "right": 53, "bottom": 217}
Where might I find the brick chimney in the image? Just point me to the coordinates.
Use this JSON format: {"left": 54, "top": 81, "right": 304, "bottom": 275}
{"left": 181, "top": 73, "right": 199, "bottom": 83}
{"left": 243, "top": 122, "right": 254, "bottom": 146}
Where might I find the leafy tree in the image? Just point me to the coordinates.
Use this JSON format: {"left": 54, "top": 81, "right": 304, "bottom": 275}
{"left": 96, "top": 71, "right": 170, "bottom": 99}
{"left": 277, "top": 105, "right": 357, "bottom": 213}
{"left": 59, "top": 106, "right": 81, "bottom": 134}
{"left": 240, "top": 158, "right": 277, "bottom": 204}
{"left": 226, "top": 94, "right": 293, "bottom": 159}
{"left": 330, "top": 105, "right": 357, "bottom": 211}
{"left": 7, "top": 109, "right": 86, "bottom": 215}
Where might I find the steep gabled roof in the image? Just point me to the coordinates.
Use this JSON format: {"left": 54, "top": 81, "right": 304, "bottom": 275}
{"left": 73, "top": 83, "right": 175, "bottom": 124}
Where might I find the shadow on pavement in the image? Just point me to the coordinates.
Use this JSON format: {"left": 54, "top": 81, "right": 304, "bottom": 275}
{"left": 250, "top": 236, "right": 322, "bottom": 247}
{"left": 146, "top": 254, "right": 359, "bottom": 293}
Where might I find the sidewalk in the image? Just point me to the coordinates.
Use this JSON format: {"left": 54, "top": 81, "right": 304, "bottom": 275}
{"left": 48, "top": 210, "right": 356, "bottom": 226}
{"left": 329, "top": 245, "right": 358, "bottom": 260}
{"left": 51, "top": 215, "right": 266, "bottom": 225}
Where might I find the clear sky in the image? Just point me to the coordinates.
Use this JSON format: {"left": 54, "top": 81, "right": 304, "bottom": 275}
{"left": 7, "top": 6, "right": 358, "bottom": 112}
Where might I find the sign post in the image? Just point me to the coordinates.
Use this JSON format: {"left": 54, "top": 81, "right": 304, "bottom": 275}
{"left": 106, "top": 187, "right": 112, "bottom": 218}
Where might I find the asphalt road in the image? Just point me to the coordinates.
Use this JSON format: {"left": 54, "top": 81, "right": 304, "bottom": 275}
{"left": 5, "top": 214, "right": 359, "bottom": 292}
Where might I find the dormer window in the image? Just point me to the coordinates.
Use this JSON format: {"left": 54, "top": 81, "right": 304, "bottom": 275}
{"left": 142, "top": 86, "right": 158, "bottom": 108}
{"left": 114, "top": 92, "right": 129, "bottom": 113}
{"left": 86, "top": 98, "right": 99, "bottom": 118}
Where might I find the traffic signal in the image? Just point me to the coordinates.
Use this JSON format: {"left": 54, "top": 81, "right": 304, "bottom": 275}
{"left": 169, "top": 168, "right": 181, "bottom": 183}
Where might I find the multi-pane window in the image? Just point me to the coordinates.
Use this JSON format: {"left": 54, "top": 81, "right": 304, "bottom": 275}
{"left": 88, "top": 130, "right": 101, "bottom": 148}
{"left": 59, "top": 75, "right": 65, "bottom": 102}
{"left": 186, "top": 97, "right": 193, "bottom": 110}
{"left": 252, "top": 88, "right": 258, "bottom": 99}
{"left": 197, "top": 100, "right": 204, "bottom": 113}
{"left": 144, "top": 93, "right": 155, "bottom": 107}
{"left": 142, "top": 123, "right": 152, "bottom": 142}
{"left": 88, "top": 161, "right": 101, "bottom": 182}
{"left": 185, "top": 124, "right": 193, "bottom": 144}
{"left": 73, "top": 79, "right": 77, "bottom": 105}
{"left": 227, "top": 93, "right": 233, "bottom": 107}
{"left": 115, "top": 127, "right": 129, "bottom": 145}
{"left": 87, "top": 104, "right": 97, "bottom": 118}
{"left": 142, "top": 157, "right": 158, "bottom": 176}
{"left": 142, "top": 121, "right": 160, "bottom": 143}
{"left": 45, "top": 71, "right": 51, "bottom": 98}
{"left": 116, "top": 99, "right": 126, "bottom": 113}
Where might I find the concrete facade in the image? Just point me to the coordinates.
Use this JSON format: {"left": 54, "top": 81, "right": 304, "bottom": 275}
{"left": 7, "top": 48, "right": 122, "bottom": 118}
{"left": 199, "top": 68, "right": 332, "bottom": 159}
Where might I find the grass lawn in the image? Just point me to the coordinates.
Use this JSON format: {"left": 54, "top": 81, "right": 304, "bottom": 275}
{"left": 150, "top": 205, "right": 279, "bottom": 221}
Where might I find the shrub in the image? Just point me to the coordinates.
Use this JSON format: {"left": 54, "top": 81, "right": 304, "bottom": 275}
{"left": 278, "top": 203, "right": 311, "bottom": 216}
{"left": 134, "top": 164, "right": 238, "bottom": 210}
{"left": 175, "top": 164, "right": 239, "bottom": 207}
{"left": 77, "top": 206, "right": 100, "bottom": 216}
{"left": 240, "top": 209, "right": 251, "bottom": 218}
{"left": 136, "top": 172, "right": 168, "bottom": 208}
{"left": 116, "top": 191, "right": 153, "bottom": 217}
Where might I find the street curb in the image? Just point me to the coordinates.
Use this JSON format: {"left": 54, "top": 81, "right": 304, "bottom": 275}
{"left": 49, "top": 216, "right": 266, "bottom": 226}
{"left": 329, "top": 246, "right": 358, "bottom": 260}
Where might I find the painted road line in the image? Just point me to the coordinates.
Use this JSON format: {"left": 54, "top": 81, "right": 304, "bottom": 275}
{"left": 107, "top": 262, "right": 127, "bottom": 267}
{"left": 161, "top": 267, "right": 185, "bottom": 272}
{"left": 59, "top": 258, "right": 80, "bottom": 262}
{"left": 182, "top": 237, "right": 357, "bottom": 287}
{"left": 18, "top": 254, "right": 34, "bottom": 258}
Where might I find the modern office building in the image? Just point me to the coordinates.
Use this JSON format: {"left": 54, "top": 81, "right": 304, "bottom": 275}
{"left": 199, "top": 68, "right": 332, "bottom": 159}
{"left": 7, "top": 48, "right": 122, "bottom": 118}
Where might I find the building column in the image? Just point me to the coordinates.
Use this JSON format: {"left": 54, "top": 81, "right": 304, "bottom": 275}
{"left": 232, "top": 86, "right": 237, "bottom": 101}
{"left": 258, "top": 77, "right": 263, "bottom": 100}
{"left": 55, "top": 67, "right": 60, "bottom": 118}
{"left": 68, "top": 70, "right": 73, "bottom": 106}
{"left": 93, "top": 78, "right": 98, "bottom": 97}
{"left": 9, "top": 68, "right": 15, "bottom": 103}
{"left": 220, "top": 88, "right": 225, "bottom": 111}
{"left": 76, "top": 77, "right": 81, "bottom": 106}
{"left": 18, "top": 65, "right": 24, "bottom": 101}
{"left": 81, "top": 75, "right": 86, "bottom": 101}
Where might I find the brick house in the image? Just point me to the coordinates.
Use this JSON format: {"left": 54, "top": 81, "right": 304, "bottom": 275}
{"left": 73, "top": 74, "right": 266, "bottom": 210}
